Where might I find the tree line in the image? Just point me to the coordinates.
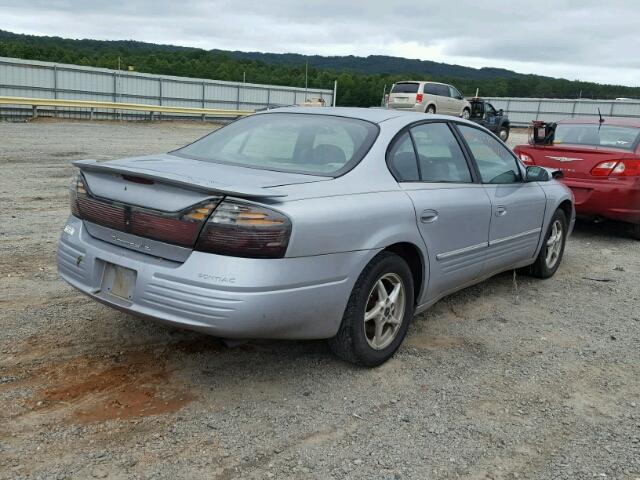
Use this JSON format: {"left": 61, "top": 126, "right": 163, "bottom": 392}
{"left": 1, "top": 30, "right": 638, "bottom": 107}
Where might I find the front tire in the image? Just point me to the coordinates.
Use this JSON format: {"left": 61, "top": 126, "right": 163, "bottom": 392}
{"left": 461, "top": 108, "right": 470, "bottom": 119}
{"left": 530, "top": 209, "right": 567, "bottom": 278}
{"left": 329, "top": 252, "right": 414, "bottom": 367}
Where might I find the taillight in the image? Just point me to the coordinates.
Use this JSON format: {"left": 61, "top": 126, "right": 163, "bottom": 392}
{"left": 69, "top": 170, "right": 220, "bottom": 248}
{"left": 416, "top": 93, "right": 423, "bottom": 104}
{"left": 591, "top": 160, "right": 640, "bottom": 177}
{"left": 195, "top": 200, "right": 291, "bottom": 259}
{"left": 518, "top": 153, "right": 534, "bottom": 165}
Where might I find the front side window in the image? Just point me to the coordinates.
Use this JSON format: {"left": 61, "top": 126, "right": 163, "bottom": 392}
{"left": 175, "top": 113, "right": 378, "bottom": 176}
{"left": 554, "top": 124, "right": 640, "bottom": 150}
{"left": 458, "top": 125, "right": 521, "bottom": 184}
{"left": 449, "top": 86, "right": 462, "bottom": 99}
{"left": 410, "top": 123, "right": 472, "bottom": 183}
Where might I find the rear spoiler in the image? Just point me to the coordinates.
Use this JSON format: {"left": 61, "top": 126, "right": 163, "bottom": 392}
{"left": 73, "top": 159, "right": 287, "bottom": 198}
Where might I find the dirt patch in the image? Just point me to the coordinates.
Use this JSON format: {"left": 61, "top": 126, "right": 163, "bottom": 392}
{"left": 4, "top": 345, "right": 194, "bottom": 424}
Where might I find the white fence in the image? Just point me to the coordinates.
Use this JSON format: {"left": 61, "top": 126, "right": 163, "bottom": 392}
{"left": 483, "top": 97, "right": 640, "bottom": 127}
{"left": 0, "top": 56, "right": 334, "bottom": 120}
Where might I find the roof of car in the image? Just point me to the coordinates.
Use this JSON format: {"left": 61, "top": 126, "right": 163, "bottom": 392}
{"left": 557, "top": 116, "right": 640, "bottom": 128}
{"left": 394, "top": 80, "right": 449, "bottom": 86}
{"left": 255, "top": 106, "right": 436, "bottom": 124}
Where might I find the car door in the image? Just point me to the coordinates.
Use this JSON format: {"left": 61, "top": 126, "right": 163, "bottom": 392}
{"left": 430, "top": 84, "right": 448, "bottom": 115}
{"left": 448, "top": 86, "right": 464, "bottom": 116}
{"left": 456, "top": 124, "right": 547, "bottom": 274}
{"left": 387, "top": 121, "right": 492, "bottom": 301}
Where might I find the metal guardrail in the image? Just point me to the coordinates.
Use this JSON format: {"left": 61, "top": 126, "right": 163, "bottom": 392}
{"left": 0, "top": 96, "right": 254, "bottom": 119}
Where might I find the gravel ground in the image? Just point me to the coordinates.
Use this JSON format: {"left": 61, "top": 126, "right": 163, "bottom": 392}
{"left": 0, "top": 120, "right": 639, "bottom": 480}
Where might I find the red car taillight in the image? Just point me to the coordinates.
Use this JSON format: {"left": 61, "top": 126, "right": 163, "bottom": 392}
{"left": 195, "top": 200, "right": 291, "bottom": 259}
{"left": 70, "top": 171, "right": 219, "bottom": 248}
{"left": 416, "top": 93, "right": 423, "bottom": 104}
{"left": 591, "top": 160, "right": 640, "bottom": 177}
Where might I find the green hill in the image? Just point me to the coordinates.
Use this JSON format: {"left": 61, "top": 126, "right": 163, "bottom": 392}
{"left": 1, "top": 29, "right": 638, "bottom": 106}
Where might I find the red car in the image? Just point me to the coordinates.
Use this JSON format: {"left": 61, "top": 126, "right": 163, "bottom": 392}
{"left": 514, "top": 117, "right": 640, "bottom": 239}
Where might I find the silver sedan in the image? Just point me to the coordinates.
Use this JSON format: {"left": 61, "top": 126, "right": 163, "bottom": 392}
{"left": 58, "top": 107, "right": 574, "bottom": 366}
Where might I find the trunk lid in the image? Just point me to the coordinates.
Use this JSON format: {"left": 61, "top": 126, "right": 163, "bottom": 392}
{"left": 72, "top": 154, "right": 329, "bottom": 260}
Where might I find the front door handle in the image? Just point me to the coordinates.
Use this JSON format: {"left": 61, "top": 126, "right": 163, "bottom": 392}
{"left": 420, "top": 209, "right": 439, "bottom": 223}
{"left": 495, "top": 206, "right": 507, "bottom": 217}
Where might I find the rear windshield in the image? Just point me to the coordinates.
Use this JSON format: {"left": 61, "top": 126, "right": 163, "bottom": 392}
{"left": 554, "top": 124, "right": 640, "bottom": 151}
{"left": 391, "top": 82, "right": 419, "bottom": 94}
{"left": 174, "top": 113, "right": 378, "bottom": 176}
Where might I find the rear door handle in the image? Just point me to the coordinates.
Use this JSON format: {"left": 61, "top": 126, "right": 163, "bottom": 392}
{"left": 420, "top": 209, "right": 439, "bottom": 223}
{"left": 495, "top": 206, "right": 507, "bottom": 217}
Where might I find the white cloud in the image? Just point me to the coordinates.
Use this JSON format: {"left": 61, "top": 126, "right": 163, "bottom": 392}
{"left": 1, "top": 0, "right": 638, "bottom": 86}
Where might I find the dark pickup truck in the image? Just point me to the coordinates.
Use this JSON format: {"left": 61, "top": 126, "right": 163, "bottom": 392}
{"left": 469, "top": 98, "right": 510, "bottom": 141}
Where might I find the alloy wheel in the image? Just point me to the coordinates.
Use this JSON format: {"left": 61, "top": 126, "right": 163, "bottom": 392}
{"left": 363, "top": 273, "right": 406, "bottom": 350}
{"left": 545, "top": 220, "right": 563, "bottom": 268}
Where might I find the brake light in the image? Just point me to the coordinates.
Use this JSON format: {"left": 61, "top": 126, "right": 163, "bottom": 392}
{"left": 591, "top": 160, "right": 640, "bottom": 177}
{"left": 416, "top": 93, "right": 423, "bottom": 104}
{"left": 518, "top": 153, "right": 534, "bottom": 165}
{"left": 195, "top": 200, "right": 291, "bottom": 259}
{"left": 69, "top": 171, "right": 221, "bottom": 247}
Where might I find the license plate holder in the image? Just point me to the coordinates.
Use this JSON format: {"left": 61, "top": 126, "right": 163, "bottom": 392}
{"left": 101, "top": 263, "right": 137, "bottom": 301}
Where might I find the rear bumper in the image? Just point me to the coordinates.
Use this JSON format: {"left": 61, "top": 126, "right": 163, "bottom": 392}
{"left": 388, "top": 104, "right": 424, "bottom": 112}
{"left": 564, "top": 177, "right": 640, "bottom": 225}
{"left": 57, "top": 216, "right": 378, "bottom": 339}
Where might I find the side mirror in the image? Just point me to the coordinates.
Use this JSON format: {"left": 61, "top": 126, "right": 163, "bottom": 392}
{"left": 525, "top": 165, "right": 551, "bottom": 182}
{"left": 498, "top": 109, "right": 504, "bottom": 115}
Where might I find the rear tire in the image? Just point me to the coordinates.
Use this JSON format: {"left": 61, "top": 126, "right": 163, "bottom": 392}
{"left": 530, "top": 209, "right": 567, "bottom": 278}
{"left": 426, "top": 105, "right": 436, "bottom": 114}
{"left": 328, "top": 252, "right": 414, "bottom": 367}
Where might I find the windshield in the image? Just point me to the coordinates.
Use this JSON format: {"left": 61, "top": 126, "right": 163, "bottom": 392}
{"left": 554, "top": 124, "right": 640, "bottom": 151}
{"left": 174, "top": 113, "right": 378, "bottom": 176}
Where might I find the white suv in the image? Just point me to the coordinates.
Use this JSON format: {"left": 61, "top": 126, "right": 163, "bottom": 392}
{"left": 387, "top": 81, "right": 471, "bottom": 118}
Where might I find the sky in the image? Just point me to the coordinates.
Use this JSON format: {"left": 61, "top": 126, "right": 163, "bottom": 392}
{"left": 1, "top": 0, "right": 639, "bottom": 86}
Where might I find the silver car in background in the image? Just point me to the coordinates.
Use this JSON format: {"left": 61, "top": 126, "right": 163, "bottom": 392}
{"left": 387, "top": 81, "right": 471, "bottom": 118}
{"left": 58, "top": 107, "right": 574, "bottom": 366}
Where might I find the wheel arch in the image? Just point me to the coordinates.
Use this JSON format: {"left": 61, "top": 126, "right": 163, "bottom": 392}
{"left": 558, "top": 199, "right": 573, "bottom": 222}
{"left": 383, "top": 242, "right": 426, "bottom": 305}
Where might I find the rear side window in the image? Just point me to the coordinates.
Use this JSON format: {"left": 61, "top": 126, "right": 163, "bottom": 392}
{"left": 424, "top": 83, "right": 439, "bottom": 95}
{"left": 411, "top": 123, "right": 472, "bottom": 183}
{"left": 458, "top": 125, "right": 521, "bottom": 184}
{"left": 388, "top": 132, "right": 419, "bottom": 181}
{"left": 391, "top": 82, "right": 419, "bottom": 94}
{"left": 435, "top": 84, "right": 450, "bottom": 97}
